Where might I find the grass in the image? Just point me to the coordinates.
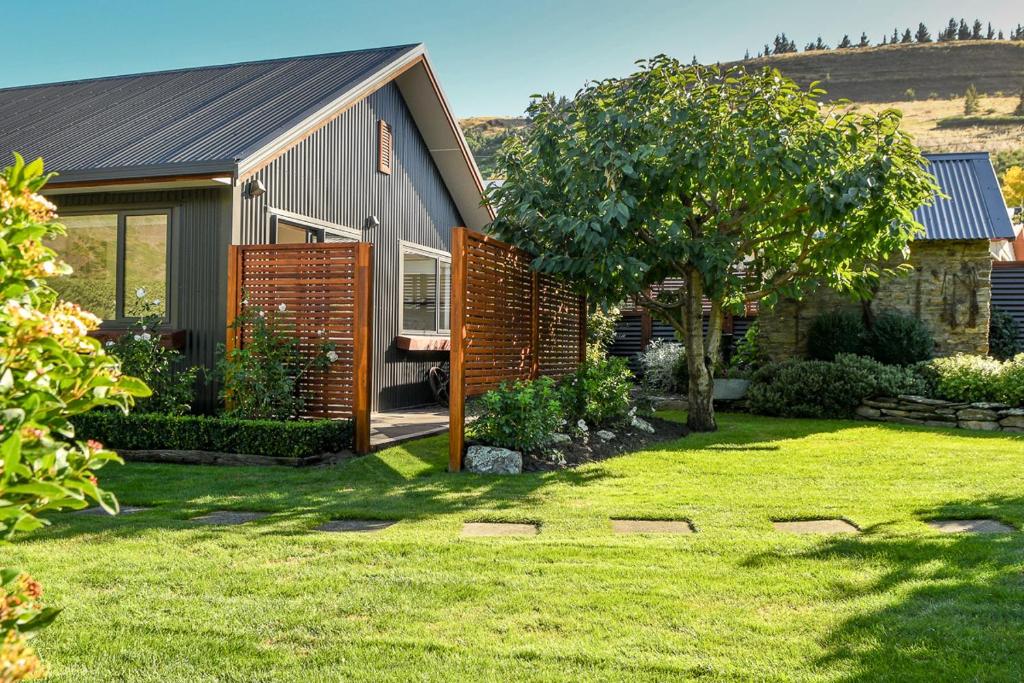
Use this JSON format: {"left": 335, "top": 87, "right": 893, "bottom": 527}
{"left": 8, "top": 412, "right": 1024, "bottom": 681}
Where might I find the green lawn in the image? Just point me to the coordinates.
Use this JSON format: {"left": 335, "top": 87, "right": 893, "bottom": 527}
{"left": 9, "top": 413, "right": 1024, "bottom": 681}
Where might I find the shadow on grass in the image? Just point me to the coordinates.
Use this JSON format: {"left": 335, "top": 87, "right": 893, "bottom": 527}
{"left": 742, "top": 495, "right": 1024, "bottom": 680}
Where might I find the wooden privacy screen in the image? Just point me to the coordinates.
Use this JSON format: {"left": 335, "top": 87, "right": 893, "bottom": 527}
{"left": 449, "top": 227, "right": 586, "bottom": 471}
{"left": 227, "top": 242, "right": 373, "bottom": 453}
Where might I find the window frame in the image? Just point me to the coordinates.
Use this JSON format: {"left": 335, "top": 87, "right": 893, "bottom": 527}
{"left": 56, "top": 207, "right": 173, "bottom": 326}
{"left": 398, "top": 241, "right": 451, "bottom": 336}
{"left": 268, "top": 208, "right": 361, "bottom": 243}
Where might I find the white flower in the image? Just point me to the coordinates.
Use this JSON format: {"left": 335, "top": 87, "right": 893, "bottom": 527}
{"left": 141, "top": 332, "right": 152, "bottom": 341}
{"left": 41, "top": 260, "right": 55, "bottom": 274}
{"left": 133, "top": 334, "right": 142, "bottom": 341}
{"left": 104, "top": 340, "right": 114, "bottom": 348}
{"left": 278, "top": 303, "right": 287, "bottom": 312}
{"left": 258, "top": 310, "right": 266, "bottom": 318}
{"left": 152, "top": 299, "right": 161, "bottom": 306}
{"left": 327, "top": 350, "right": 339, "bottom": 363}
{"left": 576, "top": 419, "right": 589, "bottom": 432}
{"left": 135, "top": 287, "right": 146, "bottom": 299}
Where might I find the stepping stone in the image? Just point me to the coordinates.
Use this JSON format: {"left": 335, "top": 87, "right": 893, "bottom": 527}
{"left": 772, "top": 519, "right": 859, "bottom": 534}
{"left": 316, "top": 519, "right": 396, "bottom": 533}
{"left": 461, "top": 522, "right": 538, "bottom": 537}
{"left": 189, "top": 510, "right": 269, "bottom": 526}
{"left": 75, "top": 505, "right": 150, "bottom": 516}
{"left": 611, "top": 519, "right": 694, "bottom": 534}
{"left": 927, "top": 519, "right": 1015, "bottom": 534}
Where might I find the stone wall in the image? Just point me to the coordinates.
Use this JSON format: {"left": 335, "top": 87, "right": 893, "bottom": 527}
{"left": 759, "top": 240, "right": 993, "bottom": 360}
{"left": 856, "top": 395, "right": 1024, "bottom": 433}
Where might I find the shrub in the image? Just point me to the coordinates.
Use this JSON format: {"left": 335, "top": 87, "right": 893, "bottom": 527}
{"left": 997, "top": 354, "right": 1024, "bottom": 406}
{"left": 747, "top": 354, "right": 928, "bottom": 418}
{"left": 728, "top": 321, "right": 765, "bottom": 372}
{"left": 469, "top": 377, "right": 563, "bottom": 453}
{"left": 989, "top": 307, "right": 1021, "bottom": 360}
{"left": 586, "top": 305, "right": 620, "bottom": 362}
{"left": 861, "top": 311, "right": 935, "bottom": 365}
{"left": 923, "top": 354, "right": 1002, "bottom": 403}
{"left": 638, "top": 339, "right": 685, "bottom": 392}
{"left": 107, "top": 298, "right": 197, "bottom": 415}
{"left": 806, "top": 310, "right": 865, "bottom": 361}
{"left": 71, "top": 412, "right": 352, "bottom": 458}
{"left": 560, "top": 356, "right": 633, "bottom": 427}
{"left": 216, "top": 301, "right": 336, "bottom": 420}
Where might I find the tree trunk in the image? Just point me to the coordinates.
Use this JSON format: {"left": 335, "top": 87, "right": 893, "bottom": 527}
{"left": 682, "top": 269, "right": 717, "bottom": 432}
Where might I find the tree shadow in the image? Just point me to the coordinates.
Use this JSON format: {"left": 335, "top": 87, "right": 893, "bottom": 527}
{"left": 742, "top": 495, "right": 1024, "bottom": 680}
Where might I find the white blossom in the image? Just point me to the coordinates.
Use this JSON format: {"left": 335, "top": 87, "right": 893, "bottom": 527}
{"left": 327, "top": 350, "right": 339, "bottom": 362}
{"left": 278, "top": 303, "right": 287, "bottom": 312}
{"left": 105, "top": 340, "right": 114, "bottom": 348}
{"left": 576, "top": 419, "right": 589, "bottom": 433}
{"left": 152, "top": 298, "right": 161, "bottom": 306}
{"left": 135, "top": 287, "right": 147, "bottom": 299}
{"left": 133, "top": 334, "right": 142, "bottom": 341}
{"left": 141, "top": 332, "right": 152, "bottom": 341}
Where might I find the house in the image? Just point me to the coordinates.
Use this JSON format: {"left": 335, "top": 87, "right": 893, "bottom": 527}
{"left": 610, "top": 151, "right": 1017, "bottom": 364}
{"left": 0, "top": 44, "right": 492, "bottom": 411}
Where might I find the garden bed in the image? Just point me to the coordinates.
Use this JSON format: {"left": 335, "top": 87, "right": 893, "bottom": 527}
{"left": 522, "top": 416, "right": 687, "bottom": 471}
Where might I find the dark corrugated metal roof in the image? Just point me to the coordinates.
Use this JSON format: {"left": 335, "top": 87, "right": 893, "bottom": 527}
{"left": 0, "top": 44, "right": 419, "bottom": 177}
{"left": 917, "top": 152, "right": 1015, "bottom": 240}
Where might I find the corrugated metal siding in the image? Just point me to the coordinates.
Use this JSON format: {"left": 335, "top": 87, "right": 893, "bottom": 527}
{"left": 0, "top": 45, "right": 416, "bottom": 172}
{"left": 55, "top": 188, "right": 231, "bottom": 410}
{"left": 916, "top": 154, "right": 1015, "bottom": 240}
{"left": 992, "top": 264, "right": 1024, "bottom": 339}
{"left": 238, "top": 83, "right": 464, "bottom": 411}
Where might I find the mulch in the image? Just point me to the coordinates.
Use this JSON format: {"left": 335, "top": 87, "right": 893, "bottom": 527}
{"left": 523, "top": 416, "right": 688, "bottom": 471}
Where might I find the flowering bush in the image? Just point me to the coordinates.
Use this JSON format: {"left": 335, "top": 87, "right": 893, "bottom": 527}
{"left": 0, "top": 570, "right": 55, "bottom": 682}
{"left": 216, "top": 300, "right": 336, "bottom": 420}
{"left": 469, "top": 377, "right": 563, "bottom": 454}
{"left": 638, "top": 339, "right": 685, "bottom": 393}
{"left": 585, "top": 305, "right": 620, "bottom": 362}
{"left": 0, "top": 154, "right": 149, "bottom": 679}
{"left": 924, "top": 353, "right": 1024, "bottom": 405}
{"left": 560, "top": 356, "right": 633, "bottom": 426}
{"left": 107, "top": 295, "right": 197, "bottom": 415}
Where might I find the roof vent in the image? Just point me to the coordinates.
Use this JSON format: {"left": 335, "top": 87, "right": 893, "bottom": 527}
{"left": 378, "top": 120, "right": 393, "bottom": 175}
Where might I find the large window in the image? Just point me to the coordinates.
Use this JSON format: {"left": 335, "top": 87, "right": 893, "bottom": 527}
{"left": 401, "top": 244, "right": 451, "bottom": 334}
{"left": 46, "top": 210, "right": 169, "bottom": 322}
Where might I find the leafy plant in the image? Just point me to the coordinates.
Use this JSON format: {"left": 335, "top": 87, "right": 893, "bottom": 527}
{"left": 560, "top": 357, "right": 633, "bottom": 427}
{"left": 728, "top": 321, "right": 766, "bottom": 373}
{"left": 861, "top": 311, "right": 935, "bottom": 365}
{"left": 491, "top": 58, "right": 936, "bottom": 432}
{"left": 0, "top": 569, "right": 57, "bottom": 681}
{"left": 586, "top": 305, "right": 621, "bottom": 362}
{"left": 806, "top": 310, "right": 866, "bottom": 361}
{"left": 1002, "top": 166, "right": 1024, "bottom": 208}
{"left": 989, "top": 307, "right": 1021, "bottom": 360}
{"left": 469, "top": 377, "right": 563, "bottom": 453}
{"left": 216, "top": 300, "right": 336, "bottom": 420}
{"left": 638, "top": 339, "right": 685, "bottom": 393}
{"left": 107, "top": 296, "right": 197, "bottom": 415}
{"left": 926, "top": 354, "right": 1003, "bottom": 403}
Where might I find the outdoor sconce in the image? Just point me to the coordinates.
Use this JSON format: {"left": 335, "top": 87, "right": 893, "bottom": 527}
{"left": 244, "top": 178, "right": 266, "bottom": 199}
{"left": 364, "top": 215, "right": 380, "bottom": 231}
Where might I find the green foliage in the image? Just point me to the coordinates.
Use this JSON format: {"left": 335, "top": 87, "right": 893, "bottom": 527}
{"left": 560, "top": 357, "right": 633, "bottom": 427}
{"left": 861, "top": 312, "right": 935, "bottom": 365}
{"left": 637, "top": 340, "right": 685, "bottom": 393}
{"left": 469, "top": 377, "right": 563, "bottom": 453}
{"left": 926, "top": 354, "right": 1004, "bottom": 402}
{"left": 964, "top": 84, "right": 980, "bottom": 115}
{"left": 748, "top": 354, "right": 929, "bottom": 418}
{"left": 807, "top": 311, "right": 866, "bottom": 361}
{"left": 988, "top": 308, "right": 1021, "bottom": 360}
{"left": 728, "top": 321, "right": 766, "bottom": 373}
{"left": 585, "top": 305, "right": 621, "bottom": 362}
{"left": 71, "top": 412, "right": 352, "bottom": 458}
{"left": 1, "top": 569, "right": 55, "bottom": 680}
{"left": 0, "top": 154, "right": 149, "bottom": 538}
{"left": 217, "top": 301, "right": 336, "bottom": 420}
{"left": 108, "top": 299, "right": 197, "bottom": 415}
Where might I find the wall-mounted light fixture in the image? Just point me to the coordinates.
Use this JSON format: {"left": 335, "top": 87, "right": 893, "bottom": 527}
{"left": 363, "top": 215, "right": 380, "bottom": 231}
{"left": 244, "top": 178, "right": 266, "bottom": 199}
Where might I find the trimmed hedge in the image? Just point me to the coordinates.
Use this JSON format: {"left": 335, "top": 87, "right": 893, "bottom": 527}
{"left": 72, "top": 412, "right": 353, "bottom": 459}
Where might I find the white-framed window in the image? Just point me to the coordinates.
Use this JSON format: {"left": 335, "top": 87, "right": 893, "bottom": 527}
{"left": 399, "top": 242, "right": 451, "bottom": 335}
{"left": 268, "top": 208, "right": 361, "bottom": 244}
{"left": 45, "top": 209, "right": 171, "bottom": 323}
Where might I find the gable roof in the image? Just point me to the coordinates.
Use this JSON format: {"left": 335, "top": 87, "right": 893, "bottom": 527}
{"left": 0, "top": 44, "right": 492, "bottom": 228}
{"left": 918, "top": 152, "right": 1014, "bottom": 240}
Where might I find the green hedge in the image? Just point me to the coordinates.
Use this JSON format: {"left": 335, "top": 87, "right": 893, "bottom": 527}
{"left": 72, "top": 412, "right": 353, "bottom": 459}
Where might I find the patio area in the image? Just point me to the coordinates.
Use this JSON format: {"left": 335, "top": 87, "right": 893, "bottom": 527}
{"left": 370, "top": 405, "right": 449, "bottom": 449}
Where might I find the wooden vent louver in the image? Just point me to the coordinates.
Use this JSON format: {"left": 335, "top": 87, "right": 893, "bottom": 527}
{"left": 378, "top": 119, "right": 393, "bottom": 175}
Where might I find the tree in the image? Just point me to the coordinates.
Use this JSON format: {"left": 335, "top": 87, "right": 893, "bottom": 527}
{"left": 744, "top": 49, "right": 751, "bottom": 60}
{"left": 964, "top": 83, "right": 980, "bottom": 115}
{"left": 491, "top": 59, "right": 937, "bottom": 432}
{"left": 972, "top": 19, "right": 983, "bottom": 40}
{"left": 891, "top": 28, "right": 900, "bottom": 44}
{"left": 957, "top": 19, "right": 971, "bottom": 40}
{"left": 987, "top": 22, "right": 996, "bottom": 40}
{"left": 1016, "top": 88, "right": 1024, "bottom": 116}
{"left": 0, "top": 155, "right": 149, "bottom": 679}
{"left": 858, "top": 32, "right": 870, "bottom": 48}
{"left": 1002, "top": 167, "right": 1024, "bottom": 208}
{"left": 902, "top": 29, "right": 913, "bottom": 44}
{"left": 838, "top": 34, "right": 853, "bottom": 49}
{"left": 940, "top": 18, "right": 957, "bottom": 41}
{"left": 916, "top": 23, "right": 932, "bottom": 43}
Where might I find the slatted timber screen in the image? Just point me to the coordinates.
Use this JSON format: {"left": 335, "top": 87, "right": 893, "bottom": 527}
{"left": 227, "top": 242, "right": 373, "bottom": 453}
{"left": 448, "top": 227, "right": 585, "bottom": 471}
{"left": 992, "top": 262, "right": 1024, "bottom": 339}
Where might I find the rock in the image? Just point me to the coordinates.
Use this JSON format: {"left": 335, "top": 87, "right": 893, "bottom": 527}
{"left": 923, "top": 420, "right": 958, "bottom": 429}
{"left": 968, "top": 402, "right": 1010, "bottom": 410}
{"left": 958, "top": 420, "right": 1001, "bottom": 431}
{"left": 465, "top": 446, "right": 522, "bottom": 475}
{"left": 596, "top": 430, "right": 615, "bottom": 441}
{"left": 998, "top": 408, "right": 1024, "bottom": 418}
{"left": 882, "top": 408, "right": 942, "bottom": 421}
{"left": 957, "top": 408, "right": 999, "bottom": 421}
{"left": 855, "top": 406, "right": 882, "bottom": 420}
{"left": 1002, "top": 427, "right": 1024, "bottom": 433}
{"left": 897, "top": 395, "right": 954, "bottom": 406}
{"left": 882, "top": 416, "right": 926, "bottom": 426}
{"left": 653, "top": 397, "right": 688, "bottom": 411}
{"left": 549, "top": 433, "right": 572, "bottom": 446}
{"left": 999, "top": 416, "right": 1024, "bottom": 429}
{"left": 631, "top": 416, "right": 655, "bottom": 433}
{"left": 863, "top": 399, "right": 900, "bottom": 410}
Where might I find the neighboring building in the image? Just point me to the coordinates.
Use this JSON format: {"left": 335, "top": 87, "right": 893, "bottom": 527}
{"left": 0, "top": 44, "right": 491, "bottom": 411}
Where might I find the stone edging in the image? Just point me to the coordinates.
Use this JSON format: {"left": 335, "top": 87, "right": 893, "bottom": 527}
{"left": 117, "top": 448, "right": 357, "bottom": 467}
{"left": 855, "top": 395, "right": 1024, "bottom": 432}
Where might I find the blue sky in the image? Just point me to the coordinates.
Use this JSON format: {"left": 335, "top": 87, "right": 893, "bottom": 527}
{"left": 4, "top": 0, "right": 1020, "bottom": 116}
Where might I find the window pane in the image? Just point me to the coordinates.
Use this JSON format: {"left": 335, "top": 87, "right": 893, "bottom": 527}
{"left": 46, "top": 214, "right": 118, "bottom": 320}
{"left": 276, "top": 221, "right": 312, "bottom": 244}
{"left": 439, "top": 261, "right": 451, "bottom": 331}
{"left": 403, "top": 252, "right": 437, "bottom": 332}
{"left": 124, "top": 214, "right": 168, "bottom": 317}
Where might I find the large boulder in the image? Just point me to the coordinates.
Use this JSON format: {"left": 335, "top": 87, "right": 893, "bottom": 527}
{"left": 465, "top": 446, "right": 522, "bottom": 475}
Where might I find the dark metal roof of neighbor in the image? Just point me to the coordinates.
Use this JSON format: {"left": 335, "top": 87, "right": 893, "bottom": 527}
{"left": 917, "top": 152, "right": 1015, "bottom": 240}
{"left": 0, "top": 44, "right": 419, "bottom": 179}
